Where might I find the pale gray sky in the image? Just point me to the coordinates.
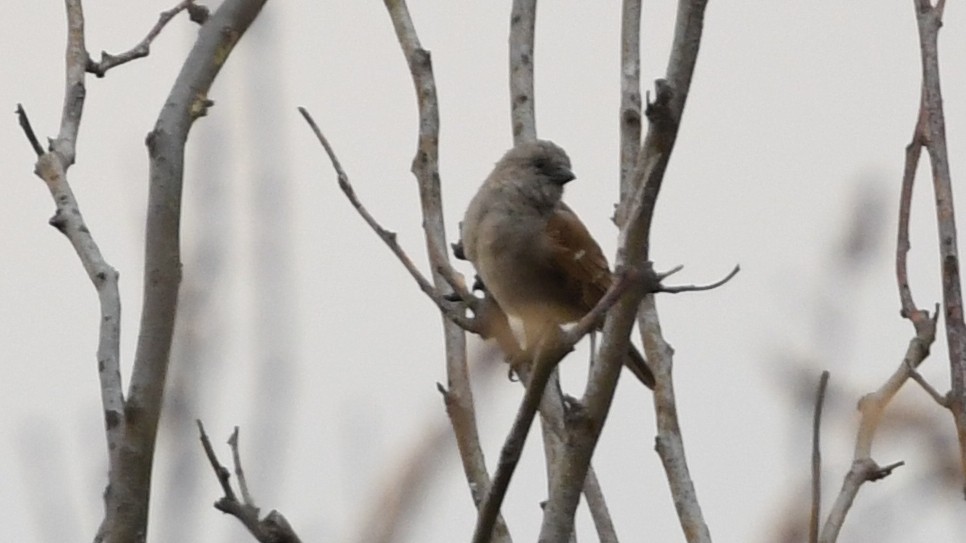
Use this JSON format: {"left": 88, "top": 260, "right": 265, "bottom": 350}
{"left": 3, "top": 1, "right": 966, "bottom": 541}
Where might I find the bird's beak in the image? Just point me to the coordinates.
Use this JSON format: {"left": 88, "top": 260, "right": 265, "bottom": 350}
{"left": 550, "top": 167, "right": 576, "bottom": 185}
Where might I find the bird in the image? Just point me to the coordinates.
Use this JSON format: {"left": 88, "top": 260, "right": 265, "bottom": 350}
{"left": 461, "top": 139, "right": 654, "bottom": 389}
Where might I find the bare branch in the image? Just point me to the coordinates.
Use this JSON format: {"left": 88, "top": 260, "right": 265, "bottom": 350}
{"left": 566, "top": 267, "right": 636, "bottom": 340}
{"left": 95, "top": 3, "right": 267, "bottom": 542}
{"left": 472, "top": 332, "right": 572, "bottom": 543}
{"left": 509, "top": 0, "right": 537, "bottom": 143}
{"left": 911, "top": 0, "right": 966, "bottom": 487}
{"left": 896, "top": 103, "right": 926, "bottom": 319}
{"left": 51, "top": 0, "right": 87, "bottom": 167}
{"left": 382, "top": 4, "right": 502, "bottom": 542}
{"left": 472, "top": 268, "right": 643, "bottom": 543}
{"left": 197, "top": 420, "right": 236, "bottom": 501}
{"left": 810, "top": 371, "right": 830, "bottom": 543}
{"left": 641, "top": 294, "right": 710, "bottom": 543}
{"left": 906, "top": 358, "right": 948, "bottom": 407}
{"left": 197, "top": 422, "right": 302, "bottom": 543}
{"left": 228, "top": 427, "right": 255, "bottom": 506}
{"left": 24, "top": 0, "right": 125, "bottom": 483}
{"left": 15, "top": 104, "right": 44, "bottom": 156}
{"left": 537, "top": 0, "right": 712, "bottom": 538}
{"left": 625, "top": 4, "right": 712, "bottom": 543}
{"left": 34, "top": 152, "right": 126, "bottom": 469}
{"left": 818, "top": 310, "right": 937, "bottom": 542}
{"left": 657, "top": 264, "right": 741, "bottom": 294}
{"left": 86, "top": 0, "right": 205, "bottom": 77}
{"left": 582, "top": 468, "right": 619, "bottom": 543}
{"left": 297, "top": 107, "right": 477, "bottom": 332}
{"left": 817, "top": 23, "right": 955, "bottom": 527}
{"left": 619, "top": 0, "right": 642, "bottom": 197}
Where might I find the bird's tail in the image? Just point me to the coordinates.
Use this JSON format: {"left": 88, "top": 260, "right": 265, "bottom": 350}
{"left": 625, "top": 344, "right": 655, "bottom": 390}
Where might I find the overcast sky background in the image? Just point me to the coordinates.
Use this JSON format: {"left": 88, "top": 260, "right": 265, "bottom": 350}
{"left": 3, "top": 1, "right": 966, "bottom": 542}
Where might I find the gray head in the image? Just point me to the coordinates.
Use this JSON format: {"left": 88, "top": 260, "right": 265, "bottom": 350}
{"left": 491, "top": 140, "right": 575, "bottom": 210}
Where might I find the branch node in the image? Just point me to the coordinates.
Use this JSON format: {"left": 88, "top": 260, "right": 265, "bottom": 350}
{"left": 905, "top": 359, "right": 949, "bottom": 406}
{"left": 86, "top": 0, "right": 201, "bottom": 76}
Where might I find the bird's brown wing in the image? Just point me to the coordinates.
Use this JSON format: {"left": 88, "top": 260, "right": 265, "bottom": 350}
{"left": 545, "top": 203, "right": 612, "bottom": 313}
{"left": 546, "top": 204, "right": 655, "bottom": 389}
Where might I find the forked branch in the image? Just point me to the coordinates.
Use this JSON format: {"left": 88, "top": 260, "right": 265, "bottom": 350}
{"left": 198, "top": 422, "right": 302, "bottom": 543}
{"left": 86, "top": 0, "right": 209, "bottom": 77}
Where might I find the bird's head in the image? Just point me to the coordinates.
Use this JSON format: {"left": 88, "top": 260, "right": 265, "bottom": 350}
{"left": 493, "top": 140, "right": 575, "bottom": 211}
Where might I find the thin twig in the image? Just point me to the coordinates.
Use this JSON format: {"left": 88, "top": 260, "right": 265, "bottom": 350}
{"left": 197, "top": 422, "right": 302, "bottom": 543}
{"left": 906, "top": 358, "right": 948, "bottom": 406}
{"left": 15, "top": 104, "right": 44, "bottom": 156}
{"left": 228, "top": 427, "right": 255, "bottom": 506}
{"left": 381, "top": 3, "right": 506, "bottom": 542}
{"left": 87, "top": 0, "right": 204, "bottom": 77}
{"left": 197, "top": 420, "right": 236, "bottom": 501}
{"left": 896, "top": 104, "right": 927, "bottom": 319}
{"left": 567, "top": 268, "right": 636, "bottom": 340}
{"left": 818, "top": 309, "right": 937, "bottom": 542}
{"left": 658, "top": 264, "right": 740, "bottom": 294}
{"left": 619, "top": 0, "right": 643, "bottom": 198}
{"left": 810, "top": 371, "right": 830, "bottom": 543}
{"left": 24, "top": 0, "right": 127, "bottom": 479}
{"left": 298, "top": 107, "right": 478, "bottom": 333}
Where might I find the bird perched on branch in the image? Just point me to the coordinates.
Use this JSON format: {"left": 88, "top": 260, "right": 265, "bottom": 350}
{"left": 461, "top": 140, "right": 654, "bottom": 389}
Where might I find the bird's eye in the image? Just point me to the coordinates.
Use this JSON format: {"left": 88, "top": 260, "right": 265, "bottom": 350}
{"left": 532, "top": 157, "right": 549, "bottom": 170}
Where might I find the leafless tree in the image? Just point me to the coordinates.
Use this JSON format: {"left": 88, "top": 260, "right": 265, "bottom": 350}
{"left": 17, "top": 1, "right": 964, "bottom": 542}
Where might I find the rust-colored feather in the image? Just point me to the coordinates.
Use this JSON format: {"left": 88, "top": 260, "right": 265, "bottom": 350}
{"left": 544, "top": 203, "right": 612, "bottom": 314}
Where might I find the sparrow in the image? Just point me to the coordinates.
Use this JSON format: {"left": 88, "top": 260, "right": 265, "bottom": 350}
{"left": 461, "top": 140, "right": 654, "bottom": 388}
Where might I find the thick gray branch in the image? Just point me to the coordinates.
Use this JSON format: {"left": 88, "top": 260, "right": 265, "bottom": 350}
{"left": 96, "top": 2, "right": 268, "bottom": 542}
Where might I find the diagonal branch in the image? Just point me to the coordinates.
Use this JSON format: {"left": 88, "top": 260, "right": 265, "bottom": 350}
{"left": 51, "top": 0, "right": 87, "bottom": 167}
{"left": 818, "top": 309, "right": 936, "bottom": 542}
{"left": 382, "top": 3, "right": 506, "bottom": 542}
{"left": 86, "top": 0, "right": 208, "bottom": 77}
{"left": 20, "top": 0, "right": 126, "bottom": 482}
{"left": 34, "top": 153, "right": 125, "bottom": 471}
{"left": 817, "top": 8, "right": 954, "bottom": 537}
{"left": 15, "top": 104, "right": 45, "bottom": 156}
{"left": 198, "top": 422, "right": 302, "bottom": 543}
{"left": 472, "top": 269, "right": 646, "bottom": 543}
{"left": 298, "top": 107, "right": 476, "bottom": 332}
